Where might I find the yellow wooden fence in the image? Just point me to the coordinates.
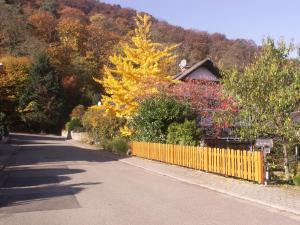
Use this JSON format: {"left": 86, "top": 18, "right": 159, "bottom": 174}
{"left": 131, "top": 142, "right": 265, "bottom": 184}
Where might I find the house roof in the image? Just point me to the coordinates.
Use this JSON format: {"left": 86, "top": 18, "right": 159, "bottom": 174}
{"left": 174, "top": 58, "right": 220, "bottom": 81}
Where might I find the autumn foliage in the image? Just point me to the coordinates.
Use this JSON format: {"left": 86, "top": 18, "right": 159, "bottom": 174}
{"left": 167, "top": 80, "right": 236, "bottom": 135}
{"left": 0, "top": 0, "right": 257, "bottom": 133}
{"left": 95, "top": 14, "right": 177, "bottom": 118}
{"left": 28, "top": 11, "right": 56, "bottom": 42}
{"left": 0, "top": 56, "right": 30, "bottom": 114}
{"left": 57, "top": 18, "right": 85, "bottom": 51}
{"left": 168, "top": 80, "right": 234, "bottom": 116}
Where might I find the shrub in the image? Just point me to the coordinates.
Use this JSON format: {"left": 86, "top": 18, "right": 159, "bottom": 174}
{"left": 65, "top": 118, "right": 84, "bottom": 132}
{"left": 130, "top": 95, "right": 195, "bottom": 143}
{"left": 102, "top": 139, "right": 113, "bottom": 151}
{"left": 0, "top": 112, "right": 9, "bottom": 139}
{"left": 82, "top": 108, "right": 125, "bottom": 144}
{"left": 167, "top": 120, "right": 202, "bottom": 146}
{"left": 102, "top": 137, "right": 129, "bottom": 154}
{"left": 72, "top": 126, "right": 86, "bottom": 132}
{"left": 112, "top": 136, "right": 129, "bottom": 154}
{"left": 293, "top": 175, "right": 300, "bottom": 186}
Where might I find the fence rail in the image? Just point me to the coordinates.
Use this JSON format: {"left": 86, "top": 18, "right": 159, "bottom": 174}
{"left": 132, "top": 142, "right": 265, "bottom": 184}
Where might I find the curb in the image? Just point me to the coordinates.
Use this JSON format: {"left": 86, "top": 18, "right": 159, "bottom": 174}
{"left": 121, "top": 158, "right": 300, "bottom": 217}
{"left": 0, "top": 145, "right": 19, "bottom": 172}
{"left": 0, "top": 135, "right": 12, "bottom": 171}
{"left": 0, "top": 141, "right": 19, "bottom": 187}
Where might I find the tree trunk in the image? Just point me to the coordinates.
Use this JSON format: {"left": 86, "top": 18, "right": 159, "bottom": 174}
{"left": 283, "top": 144, "right": 290, "bottom": 180}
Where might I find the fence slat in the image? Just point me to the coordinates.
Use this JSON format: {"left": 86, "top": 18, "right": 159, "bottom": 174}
{"left": 247, "top": 152, "right": 251, "bottom": 180}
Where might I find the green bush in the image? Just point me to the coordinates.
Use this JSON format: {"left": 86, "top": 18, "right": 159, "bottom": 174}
{"left": 130, "top": 95, "right": 195, "bottom": 143}
{"left": 102, "top": 137, "right": 129, "bottom": 154}
{"left": 111, "top": 136, "right": 129, "bottom": 154}
{"left": 65, "top": 118, "right": 84, "bottom": 132}
{"left": 0, "top": 112, "right": 9, "bottom": 139}
{"left": 293, "top": 174, "right": 300, "bottom": 186}
{"left": 82, "top": 108, "right": 125, "bottom": 143}
{"left": 72, "top": 126, "right": 86, "bottom": 132}
{"left": 102, "top": 139, "right": 113, "bottom": 151}
{"left": 167, "top": 120, "right": 202, "bottom": 146}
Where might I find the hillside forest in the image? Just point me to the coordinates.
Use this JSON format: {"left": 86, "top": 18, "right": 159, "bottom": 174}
{"left": 0, "top": 0, "right": 258, "bottom": 133}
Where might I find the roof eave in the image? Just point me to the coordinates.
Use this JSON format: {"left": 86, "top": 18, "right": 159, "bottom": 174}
{"left": 174, "top": 58, "right": 219, "bottom": 81}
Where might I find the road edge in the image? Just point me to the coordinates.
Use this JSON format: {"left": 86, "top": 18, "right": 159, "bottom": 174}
{"left": 121, "top": 158, "right": 300, "bottom": 218}
{"left": 0, "top": 138, "right": 19, "bottom": 187}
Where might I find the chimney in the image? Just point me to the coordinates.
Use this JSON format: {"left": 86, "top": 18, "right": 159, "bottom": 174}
{"left": 179, "top": 59, "right": 190, "bottom": 72}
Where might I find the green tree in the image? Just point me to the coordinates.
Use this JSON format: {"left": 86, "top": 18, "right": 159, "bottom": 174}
{"left": 130, "top": 95, "right": 195, "bottom": 143}
{"left": 19, "top": 53, "right": 64, "bottom": 132}
{"left": 221, "top": 39, "right": 300, "bottom": 179}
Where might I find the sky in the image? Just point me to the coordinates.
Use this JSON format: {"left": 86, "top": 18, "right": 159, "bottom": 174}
{"left": 102, "top": 0, "right": 300, "bottom": 46}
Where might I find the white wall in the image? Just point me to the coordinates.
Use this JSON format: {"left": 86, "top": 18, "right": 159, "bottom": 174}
{"left": 186, "top": 67, "right": 218, "bottom": 81}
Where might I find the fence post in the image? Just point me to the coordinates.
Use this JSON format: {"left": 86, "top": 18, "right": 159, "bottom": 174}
{"left": 259, "top": 151, "right": 265, "bottom": 184}
{"left": 132, "top": 142, "right": 134, "bottom": 156}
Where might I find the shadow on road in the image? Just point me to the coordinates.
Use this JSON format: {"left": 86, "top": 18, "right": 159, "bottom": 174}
{"left": 3, "top": 168, "right": 84, "bottom": 188}
{"left": 8, "top": 133, "right": 125, "bottom": 165}
{"left": 0, "top": 166, "right": 100, "bottom": 212}
{"left": 9, "top": 133, "right": 67, "bottom": 143}
{"left": 0, "top": 133, "right": 114, "bottom": 212}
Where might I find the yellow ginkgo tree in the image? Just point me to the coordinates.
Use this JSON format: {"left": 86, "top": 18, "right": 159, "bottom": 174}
{"left": 94, "top": 14, "right": 178, "bottom": 119}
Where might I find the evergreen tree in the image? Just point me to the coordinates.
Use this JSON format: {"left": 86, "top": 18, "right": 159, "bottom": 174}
{"left": 19, "top": 53, "right": 64, "bottom": 132}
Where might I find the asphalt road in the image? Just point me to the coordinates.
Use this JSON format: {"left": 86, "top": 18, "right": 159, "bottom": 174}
{"left": 0, "top": 133, "right": 299, "bottom": 225}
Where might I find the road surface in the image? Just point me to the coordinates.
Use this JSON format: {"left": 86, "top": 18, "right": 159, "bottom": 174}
{"left": 0, "top": 133, "right": 299, "bottom": 225}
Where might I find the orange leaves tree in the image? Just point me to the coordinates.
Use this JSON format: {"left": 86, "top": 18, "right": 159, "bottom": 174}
{"left": 57, "top": 18, "right": 85, "bottom": 52}
{"left": 86, "top": 14, "right": 120, "bottom": 68}
{"left": 28, "top": 11, "right": 57, "bottom": 42}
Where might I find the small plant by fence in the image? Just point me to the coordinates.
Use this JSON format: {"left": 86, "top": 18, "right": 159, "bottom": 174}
{"left": 132, "top": 142, "right": 265, "bottom": 184}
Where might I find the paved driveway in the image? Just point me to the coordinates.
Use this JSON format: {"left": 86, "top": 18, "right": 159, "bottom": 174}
{"left": 0, "top": 133, "right": 299, "bottom": 225}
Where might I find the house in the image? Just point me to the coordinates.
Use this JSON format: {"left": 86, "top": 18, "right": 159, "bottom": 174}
{"left": 174, "top": 58, "right": 221, "bottom": 128}
{"left": 174, "top": 58, "right": 244, "bottom": 147}
{"left": 174, "top": 58, "right": 220, "bottom": 82}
